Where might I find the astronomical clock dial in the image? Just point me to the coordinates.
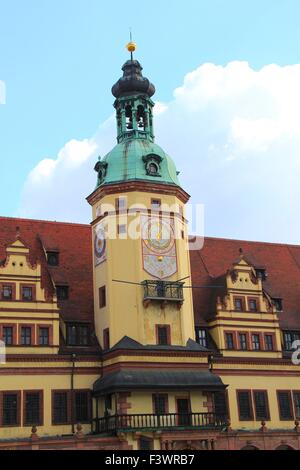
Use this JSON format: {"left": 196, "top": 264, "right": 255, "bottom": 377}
{"left": 141, "top": 216, "right": 177, "bottom": 279}
{"left": 94, "top": 225, "right": 106, "bottom": 266}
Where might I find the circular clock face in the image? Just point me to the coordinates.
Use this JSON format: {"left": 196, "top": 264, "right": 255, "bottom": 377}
{"left": 143, "top": 218, "right": 175, "bottom": 254}
{"left": 94, "top": 228, "right": 106, "bottom": 259}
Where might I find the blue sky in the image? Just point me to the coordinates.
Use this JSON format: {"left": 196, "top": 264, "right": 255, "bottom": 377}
{"left": 1, "top": 1, "right": 300, "bottom": 243}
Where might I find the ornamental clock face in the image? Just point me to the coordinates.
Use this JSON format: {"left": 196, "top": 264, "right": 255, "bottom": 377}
{"left": 141, "top": 216, "right": 177, "bottom": 279}
{"left": 94, "top": 224, "right": 106, "bottom": 266}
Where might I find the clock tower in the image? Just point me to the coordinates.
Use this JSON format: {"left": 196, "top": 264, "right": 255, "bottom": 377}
{"left": 87, "top": 43, "right": 196, "bottom": 350}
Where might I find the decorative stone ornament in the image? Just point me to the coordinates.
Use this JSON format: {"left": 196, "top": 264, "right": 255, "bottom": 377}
{"left": 143, "top": 154, "right": 162, "bottom": 177}
{"left": 94, "top": 159, "right": 108, "bottom": 186}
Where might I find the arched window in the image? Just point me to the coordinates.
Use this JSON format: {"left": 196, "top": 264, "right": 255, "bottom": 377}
{"left": 137, "top": 105, "right": 146, "bottom": 131}
{"left": 125, "top": 105, "right": 133, "bottom": 130}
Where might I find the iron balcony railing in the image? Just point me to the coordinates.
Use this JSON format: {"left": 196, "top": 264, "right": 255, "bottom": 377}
{"left": 142, "top": 280, "right": 184, "bottom": 303}
{"left": 92, "top": 412, "right": 227, "bottom": 435}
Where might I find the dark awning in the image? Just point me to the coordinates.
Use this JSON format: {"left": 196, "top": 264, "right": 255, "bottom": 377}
{"left": 93, "top": 369, "right": 226, "bottom": 395}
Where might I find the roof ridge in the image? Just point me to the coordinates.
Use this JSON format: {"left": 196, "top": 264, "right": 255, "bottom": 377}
{"left": 0, "top": 216, "right": 90, "bottom": 229}
{"left": 197, "top": 235, "right": 300, "bottom": 249}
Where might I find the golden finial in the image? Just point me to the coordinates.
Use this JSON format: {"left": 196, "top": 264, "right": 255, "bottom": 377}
{"left": 126, "top": 41, "right": 137, "bottom": 53}
{"left": 126, "top": 29, "right": 136, "bottom": 59}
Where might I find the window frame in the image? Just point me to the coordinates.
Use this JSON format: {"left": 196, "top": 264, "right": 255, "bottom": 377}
{"left": 103, "top": 328, "right": 110, "bottom": 350}
{"left": 0, "top": 283, "right": 16, "bottom": 301}
{"left": 196, "top": 328, "right": 207, "bottom": 348}
{"left": 99, "top": 286, "right": 106, "bottom": 309}
{"left": 38, "top": 325, "right": 52, "bottom": 346}
{"left": 264, "top": 333, "right": 275, "bottom": 351}
{"left": 56, "top": 285, "right": 69, "bottom": 301}
{"left": 47, "top": 251, "right": 59, "bottom": 267}
{"left": 224, "top": 331, "right": 236, "bottom": 350}
{"left": 20, "top": 284, "right": 35, "bottom": 302}
{"left": 248, "top": 297, "right": 259, "bottom": 313}
{"left": 233, "top": 296, "right": 245, "bottom": 312}
{"left": 1, "top": 324, "right": 17, "bottom": 346}
{"left": 0, "top": 391, "right": 21, "bottom": 427}
{"left": 238, "top": 331, "right": 249, "bottom": 351}
{"left": 66, "top": 323, "right": 90, "bottom": 347}
{"left": 277, "top": 390, "right": 294, "bottom": 421}
{"left": 292, "top": 391, "right": 300, "bottom": 420}
{"left": 52, "top": 390, "right": 71, "bottom": 425}
{"left": 19, "top": 324, "right": 35, "bottom": 346}
{"left": 236, "top": 390, "right": 254, "bottom": 421}
{"left": 251, "top": 332, "right": 262, "bottom": 351}
{"left": 253, "top": 390, "right": 270, "bottom": 421}
{"left": 23, "top": 390, "right": 44, "bottom": 427}
{"left": 152, "top": 394, "right": 169, "bottom": 415}
{"left": 74, "top": 390, "right": 92, "bottom": 424}
{"left": 156, "top": 324, "right": 171, "bottom": 346}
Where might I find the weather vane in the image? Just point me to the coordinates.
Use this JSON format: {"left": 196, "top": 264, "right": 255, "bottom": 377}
{"left": 126, "top": 28, "right": 136, "bottom": 60}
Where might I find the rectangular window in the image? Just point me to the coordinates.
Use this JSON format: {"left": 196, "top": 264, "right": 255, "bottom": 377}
{"left": 239, "top": 333, "right": 248, "bottom": 351}
{"left": 56, "top": 285, "right": 69, "bottom": 301}
{"left": 3, "top": 326, "right": 13, "bottom": 346}
{"left": 116, "top": 197, "right": 127, "bottom": 211}
{"left": 157, "top": 325, "right": 170, "bottom": 346}
{"left": 225, "top": 333, "right": 235, "bottom": 350}
{"left": 197, "top": 329, "right": 207, "bottom": 348}
{"left": 153, "top": 394, "right": 168, "bottom": 415}
{"left": 53, "top": 392, "right": 68, "bottom": 425}
{"left": 39, "top": 327, "right": 49, "bottom": 346}
{"left": 67, "top": 325, "right": 77, "bottom": 346}
{"left": 75, "top": 391, "right": 90, "bottom": 423}
{"left": 273, "top": 298, "right": 283, "bottom": 311}
{"left": 139, "top": 438, "right": 153, "bottom": 450}
{"left": 2, "top": 393, "right": 19, "bottom": 426}
{"left": 47, "top": 251, "right": 59, "bottom": 266}
{"left": 2, "top": 285, "right": 12, "bottom": 300}
{"left": 151, "top": 199, "right": 161, "bottom": 210}
{"left": 24, "top": 391, "right": 42, "bottom": 426}
{"left": 253, "top": 391, "right": 270, "bottom": 420}
{"left": 252, "top": 334, "right": 261, "bottom": 351}
{"left": 284, "top": 332, "right": 293, "bottom": 350}
{"left": 103, "top": 328, "right": 110, "bottom": 350}
{"left": 237, "top": 391, "right": 253, "bottom": 421}
{"left": 248, "top": 299, "right": 258, "bottom": 312}
{"left": 265, "top": 334, "right": 274, "bottom": 351}
{"left": 283, "top": 331, "right": 300, "bottom": 351}
{"left": 22, "top": 287, "right": 33, "bottom": 301}
{"left": 78, "top": 325, "right": 89, "bottom": 346}
{"left": 214, "top": 391, "right": 228, "bottom": 418}
{"left": 21, "top": 327, "right": 32, "bottom": 346}
{"left": 234, "top": 298, "right": 243, "bottom": 311}
{"left": 99, "top": 286, "right": 106, "bottom": 308}
{"left": 66, "top": 324, "right": 90, "bottom": 346}
{"left": 277, "top": 391, "right": 293, "bottom": 420}
{"left": 293, "top": 392, "right": 300, "bottom": 420}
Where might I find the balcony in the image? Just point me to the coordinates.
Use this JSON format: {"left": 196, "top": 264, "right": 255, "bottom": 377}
{"left": 142, "top": 280, "right": 184, "bottom": 308}
{"left": 92, "top": 412, "right": 227, "bottom": 435}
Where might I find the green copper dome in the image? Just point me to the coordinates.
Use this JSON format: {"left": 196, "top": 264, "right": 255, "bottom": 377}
{"left": 94, "top": 56, "right": 181, "bottom": 190}
{"left": 95, "top": 139, "right": 180, "bottom": 188}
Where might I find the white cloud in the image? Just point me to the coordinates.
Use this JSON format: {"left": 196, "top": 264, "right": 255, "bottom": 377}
{"left": 0, "top": 80, "right": 6, "bottom": 104}
{"left": 19, "top": 62, "right": 300, "bottom": 243}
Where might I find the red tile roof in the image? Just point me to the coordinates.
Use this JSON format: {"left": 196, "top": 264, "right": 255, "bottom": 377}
{"left": 1, "top": 217, "right": 300, "bottom": 332}
{"left": 191, "top": 236, "right": 300, "bottom": 330}
{"left": 0, "top": 217, "right": 94, "bottom": 324}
